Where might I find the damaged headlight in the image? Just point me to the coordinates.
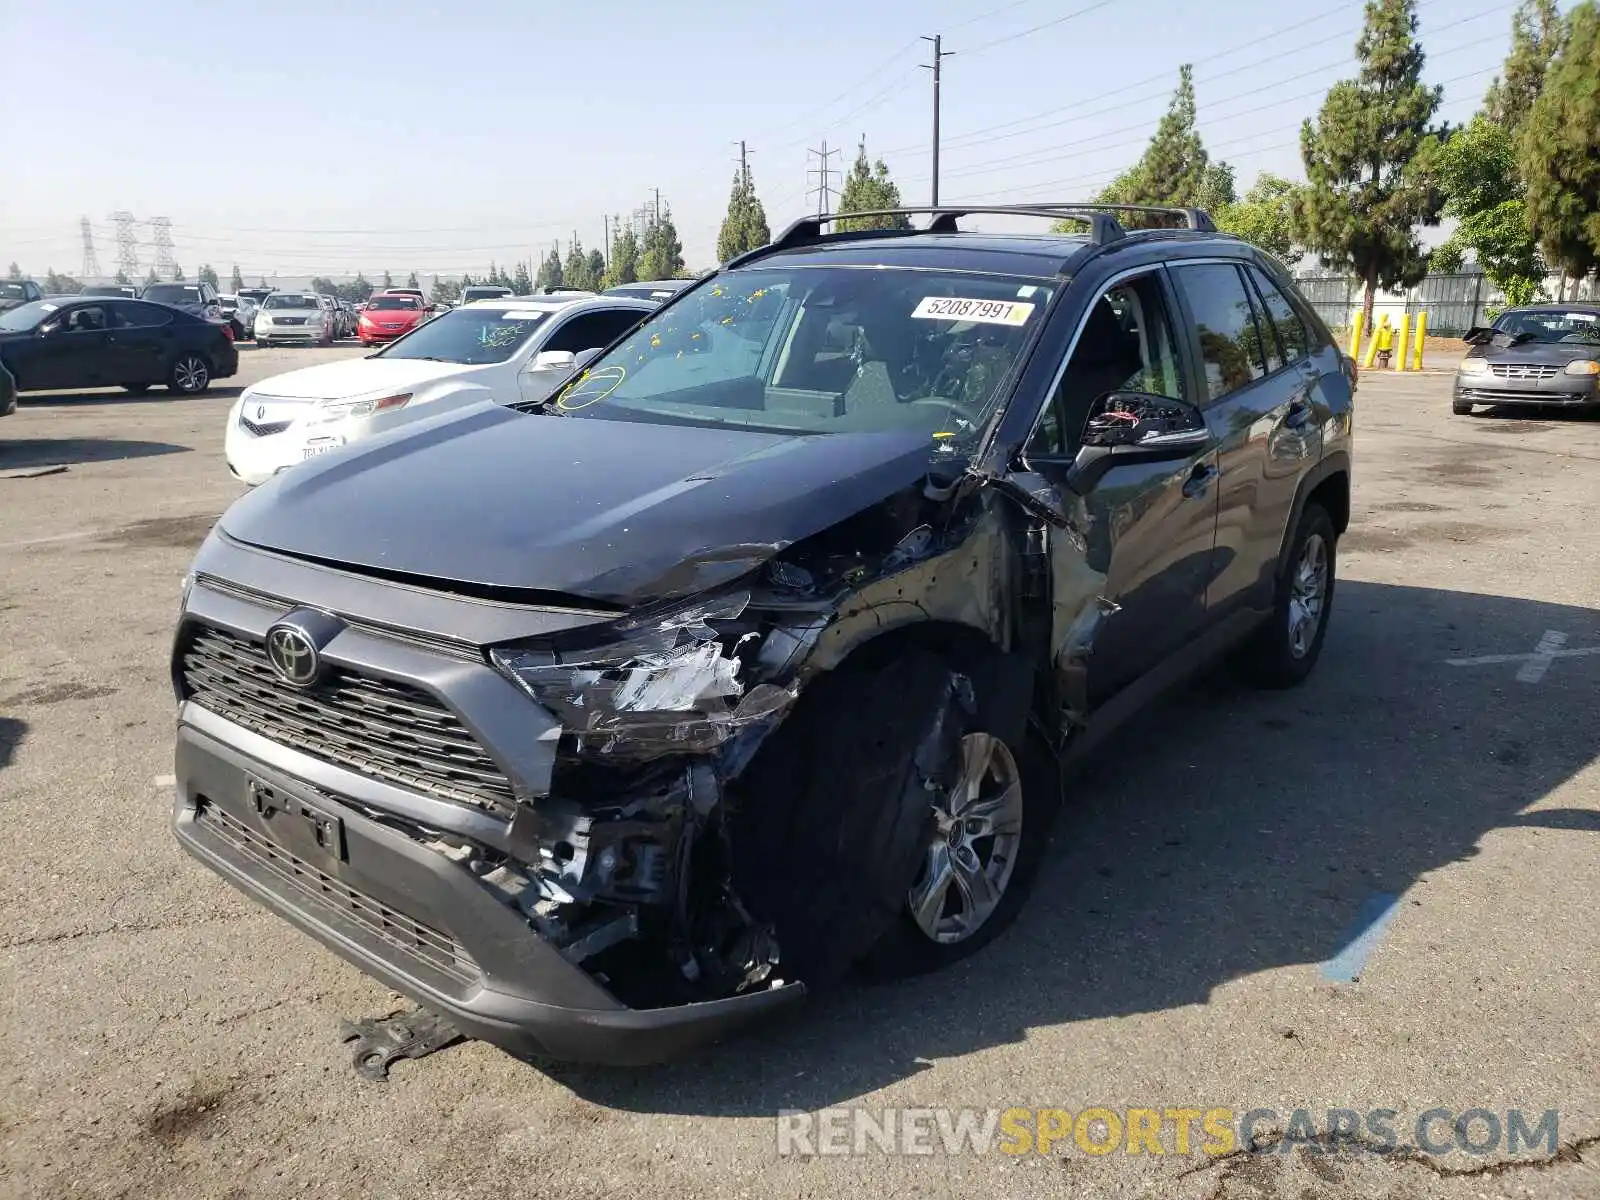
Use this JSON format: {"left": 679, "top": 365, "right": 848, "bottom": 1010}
{"left": 489, "top": 591, "right": 795, "bottom": 758}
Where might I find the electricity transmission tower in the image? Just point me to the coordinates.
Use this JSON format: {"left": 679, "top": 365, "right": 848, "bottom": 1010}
{"left": 109, "top": 212, "right": 139, "bottom": 279}
{"left": 149, "top": 217, "right": 176, "bottom": 278}
{"left": 807, "top": 142, "right": 841, "bottom": 216}
{"left": 79, "top": 217, "right": 102, "bottom": 279}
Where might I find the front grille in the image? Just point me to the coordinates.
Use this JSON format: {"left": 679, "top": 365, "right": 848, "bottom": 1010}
{"left": 180, "top": 624, "right": 516, "bottom": 812}
{"left": 196, "top": 798, "right": 478, "bottom": 988}
{"left": 239, "top": 416, "right": 291, "bottom": 437}
{"left": 1489, "top": 362, "right": 1559, "bottom": 379}
{"left": 274, "top": 317, "right": 307, "bottom": 326}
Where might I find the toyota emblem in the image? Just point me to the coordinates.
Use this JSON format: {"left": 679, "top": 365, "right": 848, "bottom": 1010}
{"left": 265, "top": 623, "right": 321, "bottom": 688}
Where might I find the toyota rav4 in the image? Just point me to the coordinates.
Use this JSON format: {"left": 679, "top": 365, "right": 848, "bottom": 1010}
{"left": 170, "top": 205, "right": 1353, "bottom": 1065}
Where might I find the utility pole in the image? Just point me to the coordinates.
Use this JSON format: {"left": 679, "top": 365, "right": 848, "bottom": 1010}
{"left": 807, "top": 141, "right": 841, "bottom": 216}
{"left": 921, "top": 34, "right": 953, "bottom": 206}
{"left": 108, "top": 212, "right": 139, "bottom": 279}
{"left": 602, "top": 214, "right": 609, "bottom": 270}
{"left": 79, "top": 217, "right": 102, "bottom": 280}
{"left": 735, "top": 139, "right": 753, "bottom": 188}
{"left": 653, "top": 187, "right": 661, "bottom": 224}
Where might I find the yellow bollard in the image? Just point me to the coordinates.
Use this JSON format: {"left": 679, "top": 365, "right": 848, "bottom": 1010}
{"left": 1395, "top": 313, "right": 1410, "bottom": 371}
{"left": 1347, "top": 311, "right": 1366, "bottom": 359}
{"left": 1363, "top": 314, "right": 1390, "bottom": 369}
{"left": 1411, "top": 311, "right": 1427, "bottom": 370}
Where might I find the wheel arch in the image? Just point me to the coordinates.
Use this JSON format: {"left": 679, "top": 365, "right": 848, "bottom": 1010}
{"left": 1273, "top": 452, "right": 1350, "bottom": 582}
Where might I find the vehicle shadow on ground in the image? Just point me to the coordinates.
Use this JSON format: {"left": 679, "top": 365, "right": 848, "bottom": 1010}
{"left": 0, "top": 437, "right": 190, "bottom": 470}
{"left": 546, "top": 580, "right": 1600, "bottom": 1114}
{"left": 0, "top": 717, "right": 24, "bottom": 771}
{"left": 1472, "top": 405, "right": 1600, "bottom": 424}
{"left": 20, "top": 386, "right": 244, "bottom": 409}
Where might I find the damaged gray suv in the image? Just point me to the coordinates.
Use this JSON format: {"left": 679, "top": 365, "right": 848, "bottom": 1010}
{"left": 171, "top": 205, "right": 1353, "bottom": 1064}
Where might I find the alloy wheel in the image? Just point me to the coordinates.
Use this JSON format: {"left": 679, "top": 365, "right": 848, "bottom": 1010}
{"left": 907, "top": 732, "right": 1024, "bottom": 944}
{"left": 1287, "top": 532, "right": 1329, "bottom": 659}
{"left": 173, "top": 356, "right": 209, "bottom": 393}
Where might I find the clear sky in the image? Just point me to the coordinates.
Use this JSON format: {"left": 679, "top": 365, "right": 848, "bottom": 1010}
{"left": 1, "top": 0, "right": 1532, "bottom": 283}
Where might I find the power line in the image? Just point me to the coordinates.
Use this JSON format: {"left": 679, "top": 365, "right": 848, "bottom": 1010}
{"left": 79, "top": 217, "right": 101, "bottom": 279}
{"left": 149, "top": 217, "right": 176, "bottom": 277}
{"left": 958, "top": 0, "right": 1114, "bottom": 57}
{"left": 108, "top": 212, "right": 139, "bottom": 279}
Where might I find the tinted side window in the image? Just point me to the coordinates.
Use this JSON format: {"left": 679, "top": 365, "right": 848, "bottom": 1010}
{"left": 1248, "top": 267, "right": 1310, "bottom": 363}
{"left": 1242, "top": 274, "right": 1284, "bottom": 373}
{"left": 544, "top": 309, "right": 646, "bottom": 353}
{"left": 110, "top": 301, "right": 173, "bottom": 328}
{"left": 1173, "top": 263, "right": 1268, "bottom": 402}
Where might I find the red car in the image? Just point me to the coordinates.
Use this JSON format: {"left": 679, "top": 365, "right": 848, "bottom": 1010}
{"left": 358, "top": 293, "right": 430, "bottom": 345}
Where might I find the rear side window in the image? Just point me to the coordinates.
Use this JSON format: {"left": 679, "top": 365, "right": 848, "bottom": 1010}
{"left": 1247, "top": 266, "right": 1310, "bottom": 364}
{"left": 109, "top": 301, "right": 173, "bottom": 328}
{"left": 1172, "top": 263, "right": 1268, "bottom": 401}
{"left": 543, "top": 308, "right": 649, "bottom": 354}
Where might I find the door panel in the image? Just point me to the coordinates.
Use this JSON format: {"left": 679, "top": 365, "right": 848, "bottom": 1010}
{"left": 108, "top": 302, "right": 175, "bottom": 382}
{"left": 1170, "top": 262, "right": 1313, "bottom": 616}
{"left": 1017, "top": 269, "right": 1219, "bottom": 707}
{"left": 31, "top": 306, "right": 113, "bottom": 390}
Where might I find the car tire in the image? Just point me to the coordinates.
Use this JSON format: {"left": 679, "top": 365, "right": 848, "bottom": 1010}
{"left": 257, "top": 339, "right": 271, "bottom": 349}
{"left": 1238, "top": 501, "right": 1336, "bottom": 689}
{"left": 732, "top": 648, "right": 1058, "bottom": 988}
{"left": 1452, "top": 401, "right": 1473, "bottom": 415}
{"left": 168, "top": 354, "right": 211, "bottom": 395}
{"left": 121, "top": 383, "right": 152, "bottom": 395}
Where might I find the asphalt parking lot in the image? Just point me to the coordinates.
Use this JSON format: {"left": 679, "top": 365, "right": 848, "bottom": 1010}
{"left": 2, "top": 349, "right": 1597, "bottom": 1200}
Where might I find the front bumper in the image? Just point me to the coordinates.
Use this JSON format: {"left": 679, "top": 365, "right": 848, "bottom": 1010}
{"left": 358, "top": 324, "right": 417, "bottom": 342}
{"left": 1454, "top": 374, "right": 1599, "bottom": 406}
{"left": 256, "top": 324, "right": 329, "bottom": 343}
{"left": 173, "top": 714, "right": 803, "bottom": 1064}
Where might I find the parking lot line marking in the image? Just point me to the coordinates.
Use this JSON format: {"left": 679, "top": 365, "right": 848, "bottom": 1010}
{"left": 151, "top": 774, "right": 176, "bottom": 788}
{"left": 0, "top": 530, "right": 97, "bottom": 550}
{"left": 1446, "top": 631, "right": 1600, "bottom": 683}
{"left": 1321, "top": 892, "right": 1401, "bottom": 983}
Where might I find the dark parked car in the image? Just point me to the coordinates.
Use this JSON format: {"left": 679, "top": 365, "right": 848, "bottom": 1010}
{"left": 0, "top": 279, "right": 44, "bottom": 313}
{"left": 0, "top": 358, "right": 16, "bottom": 418}
{"left": 0, "top": 297, "right": 238, "bottom": 394}
{"left": 140, "top": 280, "right": 225, "bottom": 324}
{"left": 1453, "top": 304, "right": 1600, "bottom": 415}
{"left": 602, "top": 278, "right": 694, "bottom": 303}
{"left": 169, "top": 204, "right": 1352, "bottom": 1065}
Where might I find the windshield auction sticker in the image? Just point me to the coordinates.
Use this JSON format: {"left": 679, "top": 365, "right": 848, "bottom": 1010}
{"left": 912, "top": 296, "right": 1035, "bottom": 326}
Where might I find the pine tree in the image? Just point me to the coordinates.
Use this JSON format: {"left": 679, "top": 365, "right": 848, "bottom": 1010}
{"left": 1293, "top": 0, "right": 1446, "bottom": 332}
{"left": 198, "top": 264, "right": 219, "bottom": 287}
{"left": 836, "top": 139, "right": 912, "bottom": 232}
{"left": 1485, "top": 0, "right": 1565, "bottom": 139}
{"left": 114, "top": 270, "right": 130, "bottom": 285}
{"left": 381, "top": 270, "right": 393, "bottom": 290}
{"left": 605, "top": 226, "right": 640, "bottom": 287}
{"left": 5, "top": 262, "right": 20, "bottom": 280}
{"left": 717, "top": 163, "right": 772, "bottom": 262}
{"left": 513, "top": 260, "right": 532, "bottom": 294}
{"left": 146, "top": 267, "right": 160, "bottom": 286}
{"left": 638, "top": 210, "right": 685, "bottom": 279}
{"left": 172, "top": 263, "right": 186, "bottom": 281}
{"left": 535, "top": 248, "right": 564, "bottom": 291}
{"left": 406, "top": 271, "right": 420, "bottom": 290}
{"left": 351, "top": 271, "right": 371, "bottom": 300}
{"left": 1519, "top": 1, "right": 1600, "bottom": 290}
{"left": 564, "top": 240, "right": 592, "bottom": 290}
{"left": 229, "top": 264, "right": 244, "bottom": 291}
{"left": 585, "top": 249, "right": 606, "bottom": 287}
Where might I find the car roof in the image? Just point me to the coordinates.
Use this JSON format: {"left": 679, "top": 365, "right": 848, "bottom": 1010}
{"left": 455, "top": 295, "right": 654, "bottom": 314}
{"left": 1500, "top": 303, "right": 1600, "bottom": 314}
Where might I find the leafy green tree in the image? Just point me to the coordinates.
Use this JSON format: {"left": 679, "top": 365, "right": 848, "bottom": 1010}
{"left": 1429, "top": 117, "right": 1544, "bottom": 304}
{"left": 146, "top": 267, "right": 160, "bottom": 287}
{"left": 535, "top": 248, "right": 564, "bottom": 291}
{"left": 172, "top": 263, "right": 186, "bottom": 281}
{"left": 459, "top": 272, "right": 475, "bottom": 288}
{"left": 605, "top": 226, "right": 640, "bottom": 287}
{"left": 429, "top": 274, "right": 460, "bottom": 304}
{"left": 1293, "top": 0, "right": 1446, "bottom": 333}
{"left": 563, "top": 241, "right": 593, "bottom": 290}
{"left": 310, "top": 276, "right": 338, "bottom": 296}
{"left": 586, "top": 249, "right": 606, "bottom": 287}
{"left": 198, "top": 264, "right": 219, "bottom": 287}
{"left": 6, "top": 262, "right": 21, "bottom": 280}
{"left": 513, "top": 260, "right": 532, "bottom": 294}
{"left": 43, "top": 269, "right": 82, "bottom": 293}
{"left": 350, "top": 271, "right": 372, "bottom": 301}
{"left": 1485, "top": 0, "right": 1565, "bottom": 139}
{"left": 229, "top": 264, "right": 244, "bottom": 291}
{"left": 1519, "top": 1, "right": 1600, "bottom": 292}
{"left": 836, "top": 140, "right": 911, "bottom": 232}
{"left": 638, "top": 210, "right": 685, "bottom": 279}
{"left": 717, "top": 163, "right": 772, "bottom": 262}
{"left": 1216, "top": 173, "right": 1302, "bottom": 263}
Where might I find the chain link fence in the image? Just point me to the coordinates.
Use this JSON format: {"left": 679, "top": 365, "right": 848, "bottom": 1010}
{"left": 1293, "top": 269, "right": 1600, "bottom": 338}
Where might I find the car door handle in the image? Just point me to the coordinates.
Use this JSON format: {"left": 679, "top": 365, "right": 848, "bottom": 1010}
{"left": 1181, "top": 462, "right": 1215, "bottom": 499}
{"left": 1285, "top": 398, "right": 1313, "bottom": 428}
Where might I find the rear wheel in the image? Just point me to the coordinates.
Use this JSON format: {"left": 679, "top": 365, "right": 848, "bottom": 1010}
{"left": 1238, "top": 502, "right": 1336, "bottom": 688}
{"left": 168, "top": 354, "right": 211, "bottom": 395}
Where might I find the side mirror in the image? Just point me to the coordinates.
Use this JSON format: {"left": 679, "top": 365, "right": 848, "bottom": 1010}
{"left": 1064, "top": 392, "right": 1210, "bottom": 495}
{"left": 531, "top": 349, "right": 577, "bottom": 372}
{"left": 574, "top": 347, "right": 603, "bottom": 369}
{"left": 1462, "top": 327, "right": 1493, "bottom": 345}
{"left": 37, "top": 321, "right": 60, "bottom": 336}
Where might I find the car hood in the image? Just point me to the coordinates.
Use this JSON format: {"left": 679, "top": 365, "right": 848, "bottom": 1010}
{"left": 219, "top": 405, "right": 947, "bottom": 606}
{"left": 247, "top": 357, "right": 480, "bottom": 400}
{"left": 1478, "top": 341, "right": 1600, "bottom": 363}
